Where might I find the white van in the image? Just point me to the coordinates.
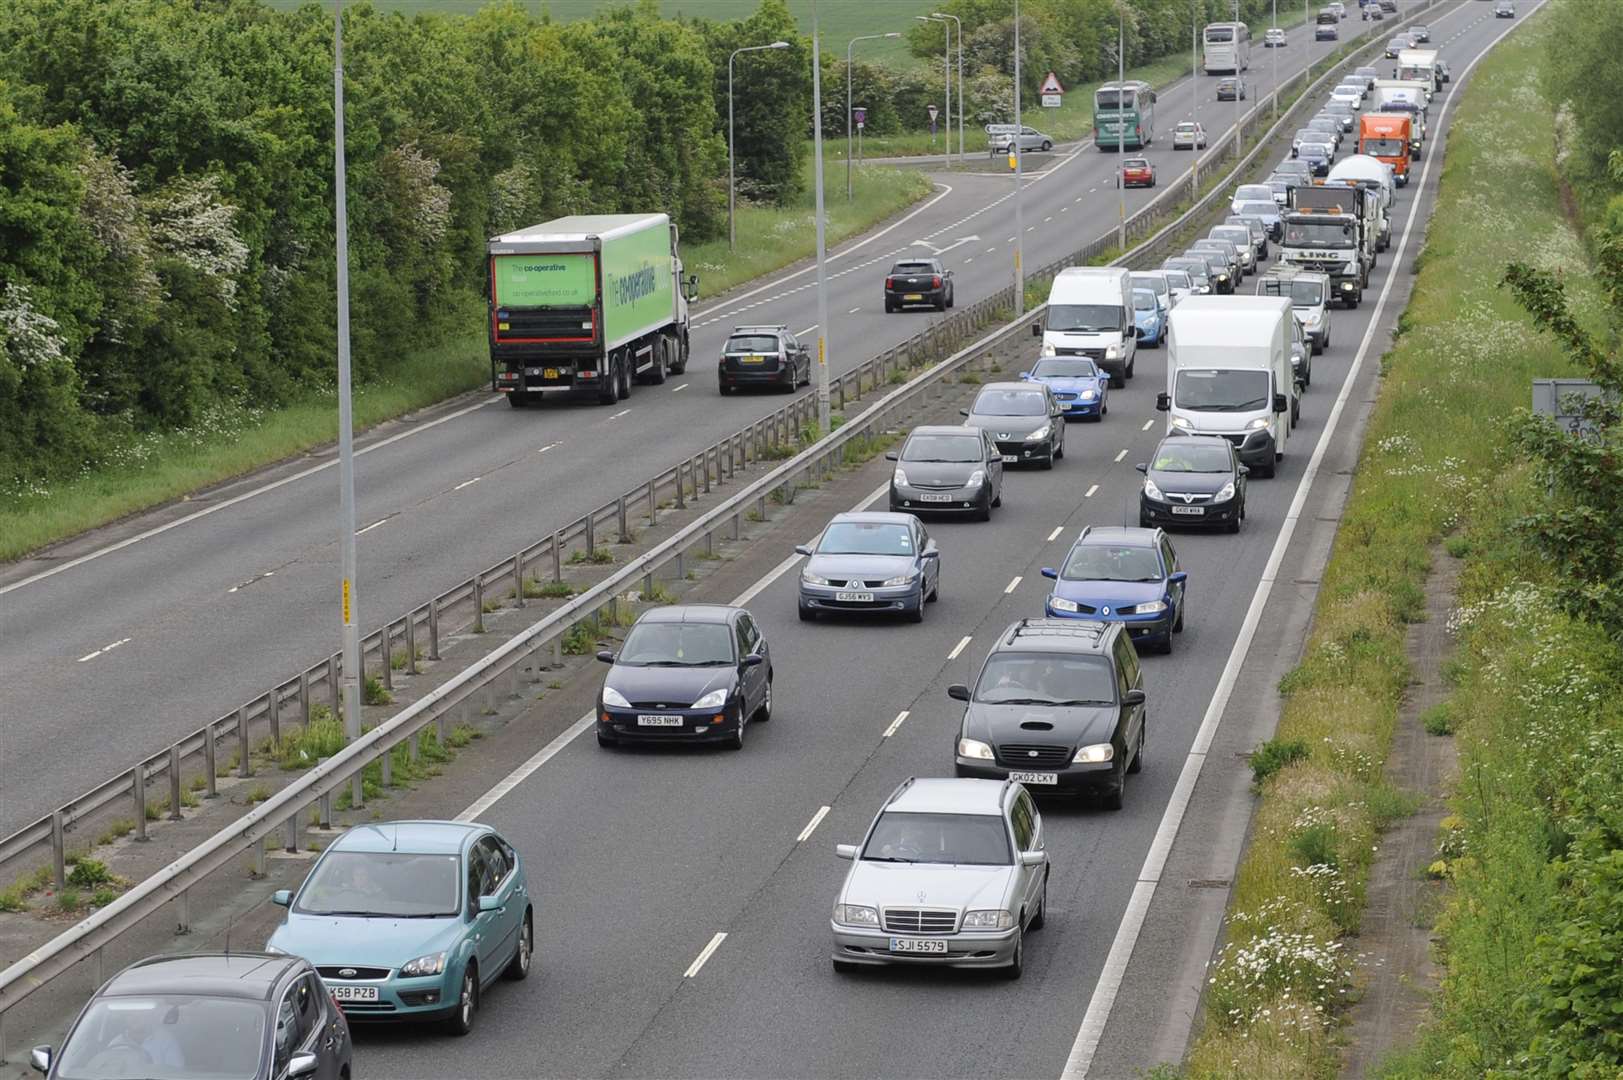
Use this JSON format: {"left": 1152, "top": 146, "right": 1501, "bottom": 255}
{"left": 1034, "top": 267, "right": 1137, "bottom": 386}
{"left": 1157, "top": 296, "right": 1293, "bottom": 477}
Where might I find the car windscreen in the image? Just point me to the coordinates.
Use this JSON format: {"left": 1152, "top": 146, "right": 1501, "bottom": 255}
{"left": 1174, "top": 369, "right": 1272, "bottom": 412}
{"left": 1153, "top": 442, "right": 1234, "bottom": 472}
{"left": 863, "top": 811, "right": 1011, "bottom": 866}
{"left": 1235, "top": 186, "right": 1273, "bottom": 203}
{"left": 55, "top": 996, "right": 267, "bottom": 1080}
{"left": 890, "top": 262, "right": 936, "bottom": 276}
{"left": 1211, "top": 228, "right": 1251, "bottom": 248}
{"left": 1130, "top": 274, "right": 1167, "bottom": 296}
{"left": 1287, "top": 280, "right": 1325, "bottom": 305}
{"left": 1165, "top": 259, "right": 1210, "bottom": 281}
{"left": 617, "top": 621, "right": 735, "bottom": 666}
{"left": 295, "top": 849, "right": 461, "bottom": 917}
{"left": 1124, "top": 159, "right": 1149, "bottom": 169}
{"left": 1162, "top": 270, "right": 1193, "bottom": 290}
{"left": 817, "top": 521, "right": 914, "bottom": 556}
{"left": 1031, "top": 358, "right": 1100, "bottom": 379}
{"left": 901, "top": 434, "right": 982, "bottom": 463}
{"left": 973, "top": 652, "right": 1118, "bottom": 705}
{"left": 972, "top": 388, "right": 1048, "bottom": 416}
{"left": 1283, "top": 219, "right": 1354, "bottom": 247}
{"left": 725, "top": 335, "right": 779, "bottom": 354}
{"left": 1205, "top": 26, "right": 1235, "bottom": 42}
{"left": 1361, "top": 137, "right": 1406, "bottom": 156}
{"left": 1176, "top": 122, "right": 1197, "bottom": 133}
{"left": 1238, "top": 201, "right": 1279, "bottom": 217}
{"left": 1046, "top": 303, "right": 1122, "bottom": 333}
{"left": 1132, "top": 289, "right": 1158, "bottom": 311}
{"left": 1060, "top": 543, "right": 1164, "bottom": 584}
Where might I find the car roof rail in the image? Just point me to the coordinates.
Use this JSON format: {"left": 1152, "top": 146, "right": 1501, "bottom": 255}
{"left": 885, "top": 777, "right": 917, "bottom": 806}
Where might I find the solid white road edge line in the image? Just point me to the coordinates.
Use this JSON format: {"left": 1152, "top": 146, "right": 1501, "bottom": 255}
{"left": 457, "top": 481, "right": 891, "bottom": 822}
{"left": 882, "top": 710, "right": 909, "bottom": 738}
{"left": 1059, "top": 12, "right": 1537, "bottom": 1076}
{"left": 1, "top": 395, "right": 502, "bottom": 598}
{"left": 796, "top": 806, "right": 832, "bottom": 843}
{"left": 683, "top": 933, "right": 728, "bottom": 978}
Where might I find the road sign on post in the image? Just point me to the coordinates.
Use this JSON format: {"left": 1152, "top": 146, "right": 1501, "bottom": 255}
{"left": 927, "top": 103, "right": 939, "bottom": 137}
{"left": 1039, "top": 71, "right": 1064, "bottom": 109}
{"left": 853, "top": 106, "right": 866, "bottom": 130}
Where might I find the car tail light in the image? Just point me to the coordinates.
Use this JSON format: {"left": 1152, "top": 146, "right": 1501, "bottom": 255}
{"left": 932, "top": 276, "right": 942, "bottom": 288}
{"left": 885, "top": 277, "right": 894, "bottom": 289}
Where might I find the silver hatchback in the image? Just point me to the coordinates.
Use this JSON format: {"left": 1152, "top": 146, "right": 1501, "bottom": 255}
{"left": 830, "top": 777, "right": 1048, "bottom": 978}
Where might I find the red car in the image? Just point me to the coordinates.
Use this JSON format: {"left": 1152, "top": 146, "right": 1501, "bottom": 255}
{"left": 1118, "top": 158, "right": 1156, "bottom": 188}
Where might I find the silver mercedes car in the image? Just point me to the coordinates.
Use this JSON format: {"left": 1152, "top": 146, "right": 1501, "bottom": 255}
{"left": 830, "top": 777, "right": 1049, "bottom": 979}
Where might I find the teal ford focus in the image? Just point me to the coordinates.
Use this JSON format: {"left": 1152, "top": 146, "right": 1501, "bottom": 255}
{"left": 265, "top": 821, "right": 531, "bottom": 1037}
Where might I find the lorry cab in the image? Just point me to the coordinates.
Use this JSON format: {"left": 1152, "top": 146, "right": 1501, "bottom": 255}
{"left": 1034, "top": 267, "right": 1138, "bottom": 388}
{"left": 1156, "top": 297, "right": 1294, "bottom": 478}
{"left": 1355, "top": 112, "right": 1412, "bottom": 185}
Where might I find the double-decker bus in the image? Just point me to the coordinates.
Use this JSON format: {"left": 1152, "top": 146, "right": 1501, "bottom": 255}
{"left": 1093, "top": 80, "right": 1157, "bottom": 151}
{"left": 1203, "top": 21, "right": 1251, "bottom": 74}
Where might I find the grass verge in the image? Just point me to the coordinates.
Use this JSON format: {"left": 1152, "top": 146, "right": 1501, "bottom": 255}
{"left": 1177, "top": 12, "right": 1604, "bottom": 1078}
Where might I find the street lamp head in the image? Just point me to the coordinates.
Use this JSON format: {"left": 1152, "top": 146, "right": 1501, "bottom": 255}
{"left": 884, "top": 31, "right": 902, "bottom": 37}
{"left": 769, "top": 40, "right": 789, "bottom": 48}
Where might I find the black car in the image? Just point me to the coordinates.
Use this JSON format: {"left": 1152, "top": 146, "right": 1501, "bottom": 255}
{"left": 1136, "top": 435, "right": 1249, "bottom": 533}
{"left": 595, "top": 604, "right": 772, "bottom": 750}
{"left": 885, "top": 258, "right": 955, "bottom": 312}
{"left": 887, "top": 425, "right": 1004, "bottom": 520}
{"left": 950, "top": 619, "right": 1147, "bottom": 809}
{"left": 960, "top": 382, "right": 1065, "bottom": 469}
{"left": 31, "top": 953, "right": 350, "bottom": 1080}
{"left": 1182, "top": 248, "right": 1234, "bottom": 294}
{"left": 718, "top": 324, "right": 811, "bottom": 394}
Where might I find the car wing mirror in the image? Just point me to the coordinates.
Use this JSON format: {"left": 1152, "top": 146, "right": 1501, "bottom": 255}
{"left": 1122, "top": 688, "right": 1146, "bottom": 707}
{"left": 1031, "top": 323, "right": 1043, "bottom": 338}
{"left": 596, "top": 649, "right": 616, "bottom": 664}
{"left": 1019, "top": 851, "right": 1047, "bottom": 866}
{"left": 947, "top": 683, "right": 971, "bottom": 702}
{"left": 1040, "top": 567, "right": 1058, "bottom": 580}
{"left": 1134, "top": 462, "right": 1148, "bottom": 474}
{"left": 835, "top": 844, "right": 858, "bottom": 860}
{"left": 478, "top": 894, "right": 504, "bottom": 913}
{"left": 272, "top": 889, "right": 292, "bottom": 907}
{"left": 1273, "top": 392, "right": 1289, "bottom": 413}
{"left": 1238, "top": 464, "right": 1250, "bottom": 476}
{"left": 921, "top": 548, "right": 939, "bottom": 560}
{"left": 794, "top": 544, "right": 813, "bottom": 556}
{"left": 1155, "top": 392, "right": 1171, "bottom": 412}
{"left": 742, "top": 653, "right": 765, "bottom": 667}
{"left": 288, "top": 1051, "right": 320, "bottom": 1078}
{"left": 30, "top": 1047, "right": 51, "bottom": 1075}
{"left": 959, "top": 408, "right": 971, "bottom": 417}
{"left": 1169, "top": 571, "right": 1188, "bottom": 585}
{"left": 885, "top": 451, "right": 899, "bottom": 460}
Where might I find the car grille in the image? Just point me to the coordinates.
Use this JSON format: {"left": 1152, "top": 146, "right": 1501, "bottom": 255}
{"left": 1163, "top": 491, "right": 1213, "bottom": 505}
{"left": 335, "top": 1001, "right": 397, "bottom": 1014}
{"left": 1053, "top": 392, "right": 1078, "bottom": 401}
{"left": 882, "top": 908, "right": 959, "bottom": 934}
{"left": 1054, "top": 347, "right": 1105, "bottom": 360}
{"left": 317, "top": 965, "right": 391, "bottom": 981}
{"left": 997, "top": 743, "right": 1073, "bottom": 767}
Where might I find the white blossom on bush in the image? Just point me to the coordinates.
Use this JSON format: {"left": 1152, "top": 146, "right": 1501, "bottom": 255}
{"left": 77, "top": 143, "right": 160, "bottom": 334}
{"left": 144, "top": 175, "right": 250, "bottom": 308}
{"left": 382, "top": 142, "right": 452, "bottom": 247}
{"left": 490, "top": 162, "right": 534, "bottom": 235}
{"left": 0, "top": 282, "right": 67, "bottom": 370}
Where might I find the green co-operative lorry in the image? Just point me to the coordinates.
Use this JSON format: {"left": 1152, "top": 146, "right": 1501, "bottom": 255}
{"left": 488, "top": 213, "right": 699, "bottom": 407}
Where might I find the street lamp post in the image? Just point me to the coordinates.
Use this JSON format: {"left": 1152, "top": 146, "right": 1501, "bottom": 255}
{"left": 847, "top": 32, "right": 901, "bottom": 201}
{"left": 1013, "top": 0, "right": 1024, "bottom": 315}
{"left": 333, "top": 0, "right": 363, "bottom": 808}
{"left": 918, "top": 15, "right": 951, "bottom": 169}
{"left": 1117, "top": 16, "right": 1126, "bottom": 251}
{"left": 931, "top": 12, "right": 964, "bottom": 160}
{"left": 1192, "top": 13, "right": 1200, "bottom": 191}
{"left": 729, "top": 40, "right": 790, "bottom": 252}
{"left": 1272, "top": 0, "right": 1280, "bottom": 117}
{"left": 1233, "top": 0, "right": 1243, "bottom": 159}
{"left": 811, "top": 0, "right": 833, "bottom": 434}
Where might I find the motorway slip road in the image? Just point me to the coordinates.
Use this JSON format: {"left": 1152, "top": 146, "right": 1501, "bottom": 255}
{"left": 0, "top": 0, "right": 1458, "bottom": 839}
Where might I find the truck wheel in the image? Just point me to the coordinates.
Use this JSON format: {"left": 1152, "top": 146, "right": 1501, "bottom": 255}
{"left": 619, "top": 357, "right": 634, "bottom": 400}
{"left": 670, "top": 333, "right": 689, "bottom": 375}
{"left": 647, "top": 340, "right": 668, "bottom": 385}
{"left": 598, "top": 362, "right": 620, "bottom": 405}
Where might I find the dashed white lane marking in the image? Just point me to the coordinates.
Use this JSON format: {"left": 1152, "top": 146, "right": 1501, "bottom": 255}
{"left": 964, "top": 257, "right": 974, "bottom": 264}
{"left": 1113, "top": 449, "right": 1129, "bottom": 463}
{"left": 1047, "top": 526, "right": 1066, "bottom": 542}
{"left": 1005, "top": 576, "right": 1022, "bottom": 594}
{"left": 1088, "top": 187, "right": 1098, "bottom": 193}
{"left": 537, "top": 442, "right": 560, "bottom": 453}
{"left": 986, "top": 247, "right": 996, "bottom": 253}
{"left": 608, "top": 409, "right": 631, "bottom": 420}
{"left": 77, "top": 637, "right": 131, "bottom": 664}
{"left": 848, "top": 306, "right": 861, "bottom": 314}
{"left": 453, "top": 477, "right": 480, "bottom": 491}
{"left": 1142, "top": 419, "right": 1155, "bottom": 431}
{"left": 1085, "top": 484, "right": 1100, "bottom": 498}
{"left": 684, "top": 933, "right": 727, "bottom": 978}
{"left": 356, "top": 518, "right": 388, "bottom": 536}
{"left": 947, "top": 635, "right": 973, "bottom": 661}
{"left": 796, "top": 806, "right": 832, "bottom": 843}
{"left": 883, "top": 710, "right": 909, "bottom": 738}
{"left": 670, "top": 384, "right": 689, "bottom": 393}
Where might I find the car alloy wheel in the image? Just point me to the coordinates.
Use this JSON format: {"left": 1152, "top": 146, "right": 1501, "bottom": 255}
{"left": 1002, "top": 930, "right": 1025, "bottom": 979}
{"left": 1128, "top": 720, "right": 1145, "bottom": 774}
{"left": 446, "top": 968, "right": 477, "bottom": 1036}
{"left": 506, "top": 914, "right": 533, "bottom": 980}
{"left": 1030, "top": 872, "right": 1048, "bottom": 930}
{"left": 728, "top": 711, "right": 746, "bottom": 750}
{"left": 757, "top": 678, "right": 774, "bottom": 722}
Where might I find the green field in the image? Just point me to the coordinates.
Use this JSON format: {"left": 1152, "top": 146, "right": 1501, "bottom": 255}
{"left": 265, "top": 0, "right": 928, "bottom": 65}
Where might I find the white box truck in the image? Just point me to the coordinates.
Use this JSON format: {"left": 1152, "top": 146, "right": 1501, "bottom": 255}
{"left": 488, "top": 213, "right": 698, "bottom": 407}
{"left": 1031, "top": 267, "right": 1138, "bottom": 387}
{"left": 1156, "top": 296, "right": 1294, "bottom": 477}
{"left": 1395, "top": 48, "right": 1441, "bottom": 91}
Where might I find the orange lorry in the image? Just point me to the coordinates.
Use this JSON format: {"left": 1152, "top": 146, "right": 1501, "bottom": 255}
{"left": 1358, "top": 113, "right": 1412, "bottom": 186}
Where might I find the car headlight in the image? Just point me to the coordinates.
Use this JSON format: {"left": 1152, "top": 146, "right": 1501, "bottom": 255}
{"left": 802, "top": 570, "right": 830, "bottom": 586}
{"left": 1025, "top": 424, "right": 1052, "bottom": 442}
{"left": 1040, "top": 342, "right": 1057, "bottom": 357}
{"left": 1079, "top": 389, "right": 1098, "bottom": 401}
{"left": 399, "top": 952, "right": 447, "bottom": 978}
{"left": 1048, "top": 595, "right": 1081, "bottom": 613}
{"left": 957, "top": 737, "right": 995, "bottom": 760}
{"left": 1074, "top": 743, "right": 1115, "bottom": 764}
{"left": 1303, "top": 311, "right": 1321, "bottom": 327}
{"left": 962, "top": 909, "right": 1015, "bottom": 929}
{"left": 1214, "top": 480, "right": 1236, "bottom": 502}
{"left": 1169, "top": 415, "right": 1192, "bottom": 430}
{"left": 1217, "top": 272, "right": 1229, "bottom": 282}
{"left": 1143, "top": 476, "right": 1165, "bottom": 501}
{"left": 691, "top": 688, "right": 729, "bottom": 710}
{"left": 965, "top": 469, "right": 985, "bottom": 488}
{"left": 1198, "top": 285, "right": 1211, "bottom": 294}
{"left": 1246, "top": 416, "right": 1271, "bottom": 431}
{"left": 1104, "top": 345, "right": 1121, "bottom": 360}
{"left": 892, "top": 467, "right": 909, "bottom": 487}
{"left": 602, "top": 686, "right": 632, "bottom": 709}
{"left": 1135, "top": 600, "right": 1168, "bottom": 614}
{"left": 884, "top": 572, "right": 920, "bottom": 588}
{"left": 833, "top": 904, "right": 880, "bottom": 927}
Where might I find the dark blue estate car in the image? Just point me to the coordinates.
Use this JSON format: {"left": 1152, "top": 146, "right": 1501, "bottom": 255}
{"left": 1040, "top": 526, "right": 1187, "bottom": 654}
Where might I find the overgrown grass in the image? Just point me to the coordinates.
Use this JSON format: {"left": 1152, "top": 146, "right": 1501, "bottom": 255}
{"left": 1184, "top": 14, "right": 1590, "bottom": 1079}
